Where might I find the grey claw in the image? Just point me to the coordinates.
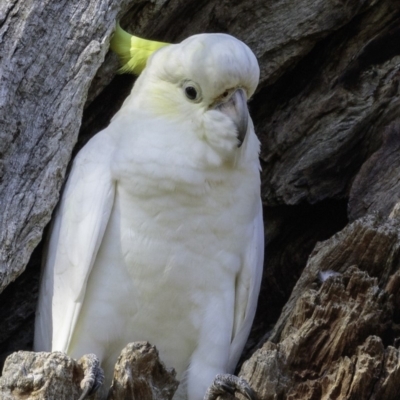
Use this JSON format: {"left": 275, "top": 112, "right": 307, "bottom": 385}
{"left": 204, "top": 374, "right": 257, "bottom": 400}
{"left": 77, "top": 353, "right": 104, "bottom": 400}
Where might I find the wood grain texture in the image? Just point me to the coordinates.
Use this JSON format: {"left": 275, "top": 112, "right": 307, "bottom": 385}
{"left": 0, "top": 351, "right": 84, "bottom": 399}
{"left": 349, "top": 121, "right": 400, "bottom": 221}
{"left": 107, "top": 342, "right": 179, "bottom": 400}
{"left": 0, "top": 0, "right": 134, "bottom": 292}
{"left": 0, "top": 344, "right": 178, "bottom": 400}
{"left": 240, "top": 214, "right": 400, "bottom": 399}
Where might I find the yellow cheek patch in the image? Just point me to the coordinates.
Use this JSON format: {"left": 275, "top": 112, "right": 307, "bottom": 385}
{"left": 110, "top": 23, "right": 170, "bottom": 75}
{"left": 152, "top": 96, "right": 176, "bottom": 115}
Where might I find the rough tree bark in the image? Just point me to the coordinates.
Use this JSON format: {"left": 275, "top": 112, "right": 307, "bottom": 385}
{"left": 1, "top": 0, "right": 400, "bottom": 399}
{"left": 0, "top": 343, "right": 178, "bottom": 400}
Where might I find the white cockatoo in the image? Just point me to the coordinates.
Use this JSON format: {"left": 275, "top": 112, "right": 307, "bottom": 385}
{"left": 34, "top": 24, "right": 264, "bottom": 400}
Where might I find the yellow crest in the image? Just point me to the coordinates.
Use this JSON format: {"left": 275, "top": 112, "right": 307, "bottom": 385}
{"left": 110, "top": 23, "right": 170, "bottom": 75}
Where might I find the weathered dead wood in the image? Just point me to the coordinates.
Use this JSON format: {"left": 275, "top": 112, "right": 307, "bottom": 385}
{"left": 256, "top": 0, "right": 400, "bottom": 206}
{"left": 240, "top": 213, "right": 400, "bottom": 399}
{"left": 0, "top": 0, "right": 126, "bottom": 292}
{"left": 0, "top": 343, "right": 178, "bottom": 400}
{"left": 0, "top": 351, "right": 84, "bottom": 399}
{"left": 107, "top": 342, "right": 179, "bottom": 400}
{"left": 349, "top": 121, "right": 400, "bottom": 221}
{"left": 248, "top": 0, "right": 400, "bottom": 345}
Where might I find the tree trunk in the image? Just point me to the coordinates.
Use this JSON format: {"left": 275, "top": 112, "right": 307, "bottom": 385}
{"left": 1, "top": 0, "right": 400, "bottom": 398}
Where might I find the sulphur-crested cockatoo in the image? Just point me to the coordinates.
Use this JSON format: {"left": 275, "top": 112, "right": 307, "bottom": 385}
{"left": 34, "top": 24, "right": 264, "bottom": 400}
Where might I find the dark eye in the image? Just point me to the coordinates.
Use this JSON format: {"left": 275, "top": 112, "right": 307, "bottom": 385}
{"left": 185, "top": 86, "right": 198, "bottom": 100}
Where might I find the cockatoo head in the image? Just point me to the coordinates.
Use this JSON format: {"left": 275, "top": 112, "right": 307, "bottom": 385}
{"left": 111, "top": 27, "right": 260, "bottom": 159}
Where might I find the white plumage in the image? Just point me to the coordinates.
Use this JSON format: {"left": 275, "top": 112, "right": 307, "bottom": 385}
{"left": 35, "top": 32, "right": 263, "bottom": 400}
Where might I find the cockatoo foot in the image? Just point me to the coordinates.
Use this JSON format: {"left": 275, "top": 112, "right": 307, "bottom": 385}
{"left": 203, "top": 374, "right": 256, "bottom": 400}
{"left": 77, "top": 353, "right": 104, "bottom": 400}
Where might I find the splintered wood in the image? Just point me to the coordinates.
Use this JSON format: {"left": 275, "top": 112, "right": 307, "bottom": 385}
{"left": 241, "top": 215, "right": 400, "bottom": 400}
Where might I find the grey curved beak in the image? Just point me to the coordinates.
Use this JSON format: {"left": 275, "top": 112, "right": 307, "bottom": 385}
{"left": 216, "top": 88, "right": 249, "bottom": 147}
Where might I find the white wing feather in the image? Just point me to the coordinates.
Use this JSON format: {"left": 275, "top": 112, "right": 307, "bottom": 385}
{"left": 34, "top": 131, "right": 116, "bottom": 352}
{"left": 228, "top": 199, "right": 264, "bottom": 371}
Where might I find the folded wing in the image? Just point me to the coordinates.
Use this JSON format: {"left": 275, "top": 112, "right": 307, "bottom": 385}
{"left": 34, "top": 132, "right": 116, "bottom": 352}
